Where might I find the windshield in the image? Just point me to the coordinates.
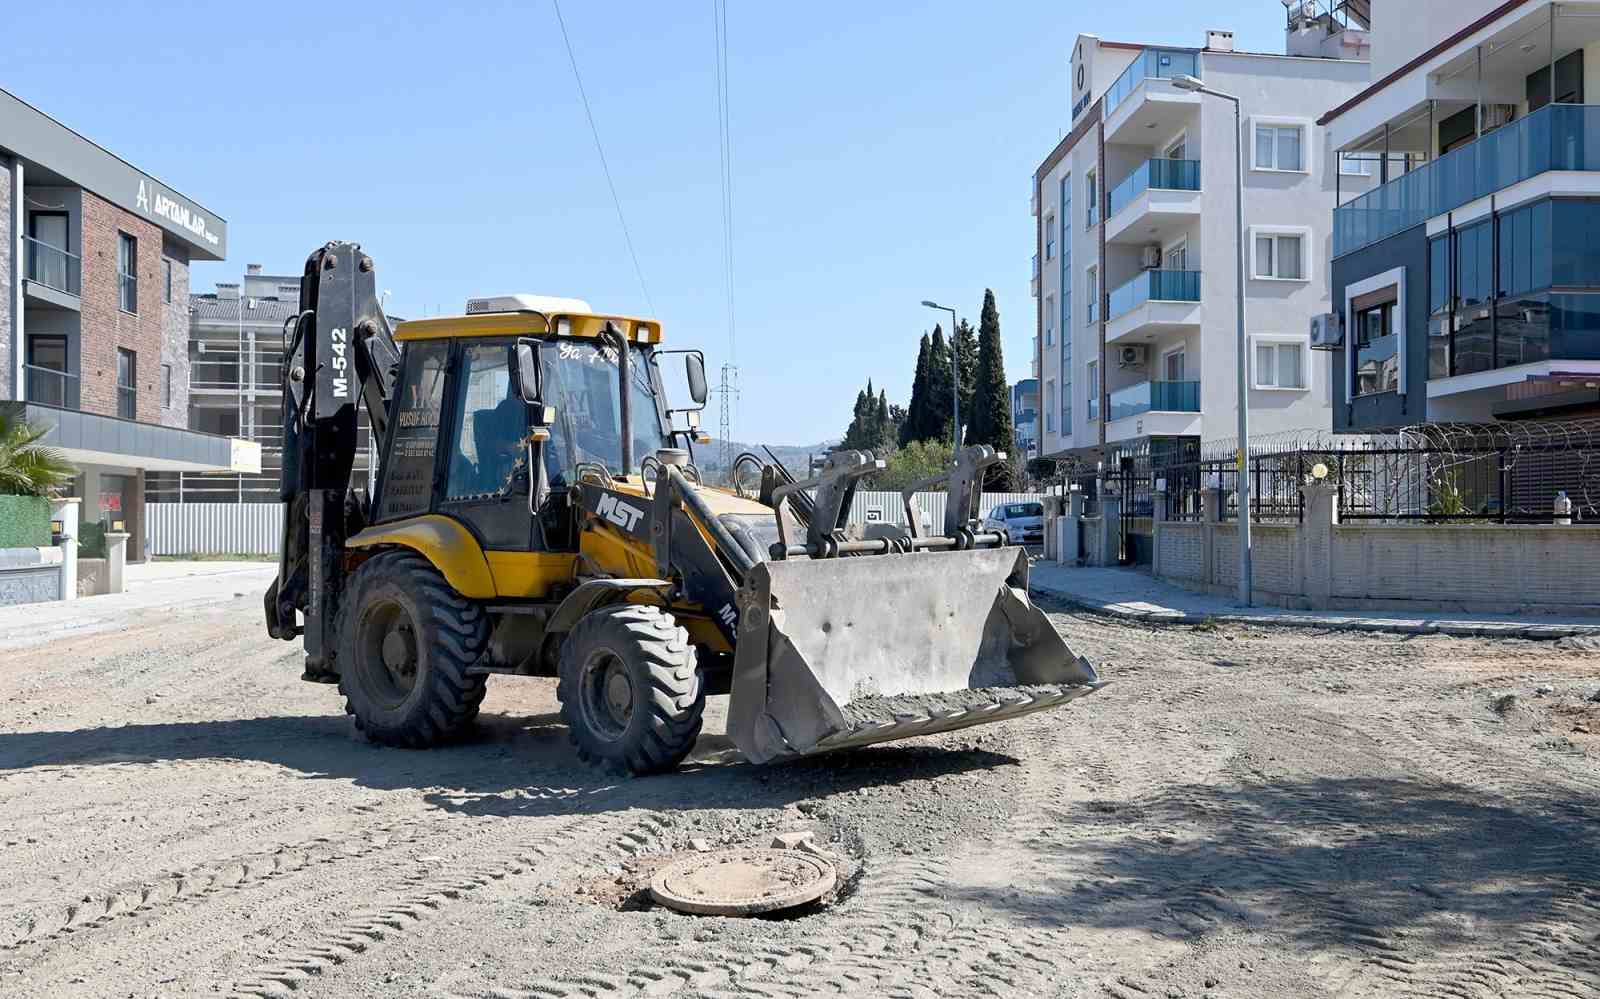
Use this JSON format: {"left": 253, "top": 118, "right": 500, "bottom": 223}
{"left": 1008, "top": 503, "right": 1043, "bottom": 518}
{"left": 539, "top": 338, "right": 668, "bottom": 485}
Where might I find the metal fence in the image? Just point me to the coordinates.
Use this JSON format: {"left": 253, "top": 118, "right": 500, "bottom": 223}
{"left": 148, "top": 492, "right": 1047, "bottom": 557}
{"left": 1039, "top": 421, "right": 1600, "bottom": 563}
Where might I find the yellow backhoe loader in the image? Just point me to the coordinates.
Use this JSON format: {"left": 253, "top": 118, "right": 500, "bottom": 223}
{"left": 264, "top": 241, "right": 1100, "bottom": 775}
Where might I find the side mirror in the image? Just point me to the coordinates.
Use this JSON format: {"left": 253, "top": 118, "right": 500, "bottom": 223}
{"left": 514, "top": 339, "right": 541, "bottom": 403}
{"left": 685, "top": 352, "right": 708, "bottom": 405}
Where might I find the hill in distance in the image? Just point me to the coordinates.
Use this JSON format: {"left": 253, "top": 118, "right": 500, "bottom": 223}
{"left": 694, "top": 438, "right": 838, "bottom": 476}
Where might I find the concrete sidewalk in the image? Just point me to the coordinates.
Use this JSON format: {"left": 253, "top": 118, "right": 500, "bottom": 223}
{"left": 1029, "top": 562, "right": 1600, "bottom": 640}
{"left": 0, "top": 560, "right": 276, "bottom": 652}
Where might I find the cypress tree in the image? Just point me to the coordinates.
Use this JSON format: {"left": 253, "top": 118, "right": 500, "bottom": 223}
{"left": 970, "top": 289, "right": 1016, "bottom": 489}
{"left": 874, "top": 390, "right": 892, "bottom": 450}
{"left": 954, "top": 318, "right": 979, "bottom": 436}
{"left": 925, "top": 325, "right": 954, "bottom": 446}
{"left": 902, "top": 334, "right": 932, "bottom": 447}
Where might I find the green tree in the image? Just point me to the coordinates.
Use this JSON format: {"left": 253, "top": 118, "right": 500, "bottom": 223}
{"left": 900, "top": 334, "right": 931, "bottom": 447}
{"left": 0, "top": 411, "right": 75, "bottom": 496}
{"left": 873, "top": 439, "right": 953, "bottom": 492}
{"left": 925, "top": 325, "right": 954, "bottom": 446}
{"left": 954, "top": 318, "right": 978, "bottom": 436}
{"left": 969, "top": 289, "right": 1016, "bottom": 490}
{"left": 874, "top": 391, "right": 893, "bottom": 451}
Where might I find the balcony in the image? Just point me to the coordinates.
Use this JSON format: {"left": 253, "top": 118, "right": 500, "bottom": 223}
{"left": 1103, "top": 48, "right": 1201, "bottom": 143}
{"left": 1105, "top": 379, "right": 1202, "bottom": 441}
{"left": 1107, "top": 380, "right": 1200, "bottom": 421}
{"left": 24, "top": 365, "right": 80, "bottom": 410}
{"left": 1106, "top": 158, "right": 1202, "bottom": 245}
{"left": 1106, "top": 269, "right": 1203, "bottom": 345}
{"left": 1334, "top": 103, "right": 1600, "bottom": 257}
{"left": 1031, "top": 253, "right": 1040, "bottom": 298}
{"left": 22, "top": 237, "right": 81, "bottom": 309}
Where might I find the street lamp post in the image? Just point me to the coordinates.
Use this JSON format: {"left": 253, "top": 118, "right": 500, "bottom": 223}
{"left": 921, "top": 300, "right": 960, "bottom": 450}
{"left": 1171, "top": 73, "right": 1252, "bottom": 606}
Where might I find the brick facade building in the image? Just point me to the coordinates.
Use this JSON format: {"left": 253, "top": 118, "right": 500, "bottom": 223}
{"left": 2, "top": 85, "right": 250, "bottom": 560}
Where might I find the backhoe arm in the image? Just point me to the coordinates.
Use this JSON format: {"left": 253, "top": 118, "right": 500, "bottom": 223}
{"left": 264, "top": 242, "right": 400, "bottom": 680}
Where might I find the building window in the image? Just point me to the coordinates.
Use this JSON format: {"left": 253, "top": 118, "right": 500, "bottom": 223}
{"left": 1352, "top": 295, "right": 1398, "bottom": 397}
{"left": 163, "top": 258, "right": 174, "bottom": 303}
{"left": 117, "top": 232, "right": 138, "bottom": 314}
{"left": 1086, "top": 359, "right": 1100, "bottom": 421}
{"left": 1162, "top": 346, "right": 1186, "bottom": 383}
{"left": 1253, "top": 339, "right": 1306, "bottom": 390}
{"left": 162, "top": 363, "right": 173, "bottom": 408}
{"left": 117, "top": 348, "right": 137, "bottom": 420}
{"left": 1044, "top": 379, "right": 1055, "bottom": 434}
{"left": 1251, "top": 227, "right": 1309, "bottom": 281}
{"left": 1086, "top": 265, "right": 1099, "bottom": 323}
{"left": 1084, "top": 170, "right": 1098, "bottom": 228}
{"left": 1253, "top": 121, "right": 1307, "bottom": 172}
{"left": 1044, "top": 214, "right": 1055, "bottom": 261}
{"left": 1044, "top": 295, "right": 1054, "bottom": 347}
{"left": 1339, "top": 152, "right": 1373, "bottom": 176}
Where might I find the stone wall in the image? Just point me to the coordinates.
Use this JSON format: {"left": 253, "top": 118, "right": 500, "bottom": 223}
{"left": 0, "top": 547, "right": 62, "bottom": 606}
{"left": 1153, "top": 484, "right": 1600, "bottom": 615}
{"left": 158, "top": 235, "right": 190, "bottom": 427}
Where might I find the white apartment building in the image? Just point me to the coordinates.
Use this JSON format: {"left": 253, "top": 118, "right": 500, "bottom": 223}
{"left": 1031, "top": 9, "right": 1371, "bottom": 469}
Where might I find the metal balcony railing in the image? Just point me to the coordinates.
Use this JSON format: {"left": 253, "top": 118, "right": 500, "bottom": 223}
{"left": 24, "top": 365, "right": 80, "bottom": 409}
{"left": 1107, "top": 269, "right": 1201, "bottom": 320}
{"left": 1104, "top": 48, "right": 1199, "bottom": 118}
{"left": 1334, "top": 103, "right": 1600, "bottom": 257}
{"left": 23, "top": 237, "right": 80, "bottom": 296}
{"left": 1107, "top": 380, "right": 1201, "bottom": 422}
{"left": 1108, "top": 158, "right": 1201, "bottom": 218}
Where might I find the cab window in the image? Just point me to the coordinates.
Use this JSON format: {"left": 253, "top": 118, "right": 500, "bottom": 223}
{"left": 376, "top": 341, "right": 448, "bottom": 521}
{"left": 446, "top": 342, "right": 527, "bottom": 499}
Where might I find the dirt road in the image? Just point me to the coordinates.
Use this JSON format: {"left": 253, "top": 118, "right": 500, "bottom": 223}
{"left": 3, "top": 592, "right": 1598, "bottom": 998}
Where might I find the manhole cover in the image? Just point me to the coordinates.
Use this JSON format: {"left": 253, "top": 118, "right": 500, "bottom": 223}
{"left": 649, "top": 848, "right": 836, "bottom": 916}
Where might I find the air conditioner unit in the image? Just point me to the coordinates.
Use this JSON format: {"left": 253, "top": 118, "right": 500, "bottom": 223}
{"left": 1118, "top": 345, "right": 1147, "bottom": 368}
{"left": 1140, "top": 245, "right": 1162, "bottom": 270}
{"left": 1309, "top": 311, "right": 1342, "bottom": 350}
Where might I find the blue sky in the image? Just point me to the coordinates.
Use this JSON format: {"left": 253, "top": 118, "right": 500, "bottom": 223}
{"left": 12, "top": 2, "right": 1284, "bottom": 444}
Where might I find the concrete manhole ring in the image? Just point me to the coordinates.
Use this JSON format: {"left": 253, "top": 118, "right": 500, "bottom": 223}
{"left": 649, "top": 848, "right": 837, "bottom": 916}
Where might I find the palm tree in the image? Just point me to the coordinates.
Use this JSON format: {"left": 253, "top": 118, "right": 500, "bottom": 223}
{"left": 0, "top": 410, "right": 75, "bottom": 497}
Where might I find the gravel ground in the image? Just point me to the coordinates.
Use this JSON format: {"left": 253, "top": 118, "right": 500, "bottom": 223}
{"left": 2, "top": 591, "right": 1599, "bottom": 997}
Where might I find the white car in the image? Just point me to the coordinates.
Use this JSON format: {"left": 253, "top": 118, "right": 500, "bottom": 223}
{"left": 983, "top": 502, "right": 1044, "bottom": 546}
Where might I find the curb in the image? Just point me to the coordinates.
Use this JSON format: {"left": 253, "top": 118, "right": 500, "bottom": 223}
{"left": 1029, "top": 584, "right": 1600, "bottom": 641}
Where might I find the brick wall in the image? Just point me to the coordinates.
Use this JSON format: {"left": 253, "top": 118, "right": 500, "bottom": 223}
{"left": 1156, "top": 522, "right": 1204, "bottom": 582}
{"left": 79, "top": 191, "right": 166, "bottom": 421}
{"left": 159, "top": 236, "right": 190, "bottom": 428}
{"left": 0, "top": 153, "right": 11, "bottom": 399}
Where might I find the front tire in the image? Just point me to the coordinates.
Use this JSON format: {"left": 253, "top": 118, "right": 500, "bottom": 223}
{"left": 557, "top": 604, "right": 704, "bottom": 776}
{"left": 337, "top": 551, "right": 489, "bottom": 747}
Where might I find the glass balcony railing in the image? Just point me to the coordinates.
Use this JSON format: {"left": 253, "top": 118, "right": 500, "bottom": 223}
{"left": 1108, "top": 158, "right": 1201, "bottom": 218}
{"left": 23, "top": 237, "right": 80, "bottom": 296}
{"left": 1334, "top": 103, "right": 1600, "bottom": 257}
{"left": 1105, "top": 48, "right": 1200, "bottom": 118}
{"left": 1108, "top": 380, "right": 1201, "bottom": 422}
{"left": 1107, "top": 269, "right": 1201, "bottom": 320}
{"left": 24, "top": 364, "right": 80, "bottom": 410}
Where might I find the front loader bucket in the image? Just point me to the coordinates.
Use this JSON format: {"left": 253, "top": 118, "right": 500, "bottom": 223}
{"left": 726, "top": 546, "right": 1102, "bottom": 764}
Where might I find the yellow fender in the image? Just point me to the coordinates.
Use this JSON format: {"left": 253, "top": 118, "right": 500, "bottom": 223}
{"left": 346, "top": 516, "right": 496, "bottom": 599}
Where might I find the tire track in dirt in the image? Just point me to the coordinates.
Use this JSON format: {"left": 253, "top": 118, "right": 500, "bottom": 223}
{"left": 431, "top": 854, "right": 1068, "bottom": 999}
{"left": 225, "top": 803, "right": 680, "bottom": 998}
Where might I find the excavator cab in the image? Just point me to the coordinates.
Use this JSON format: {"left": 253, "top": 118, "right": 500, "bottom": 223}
{"left": 267, "top": 242, "right": 1100, "bottom": 776}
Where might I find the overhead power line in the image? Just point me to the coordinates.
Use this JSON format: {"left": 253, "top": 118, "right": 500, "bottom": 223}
{"left": 551, "top": 0, "right": 655, "bottom": 315}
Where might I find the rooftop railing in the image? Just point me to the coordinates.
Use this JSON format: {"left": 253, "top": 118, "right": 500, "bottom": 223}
{"left": 1104, "top": 48, "right": 1199, "bottom": 118}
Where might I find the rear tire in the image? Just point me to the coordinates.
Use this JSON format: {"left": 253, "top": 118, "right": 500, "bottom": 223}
{"left": 557, "top": 604, "right": 704, "bottom": 776}
{"left": 337, "top": 550, "right": 489, "bottom": 747}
